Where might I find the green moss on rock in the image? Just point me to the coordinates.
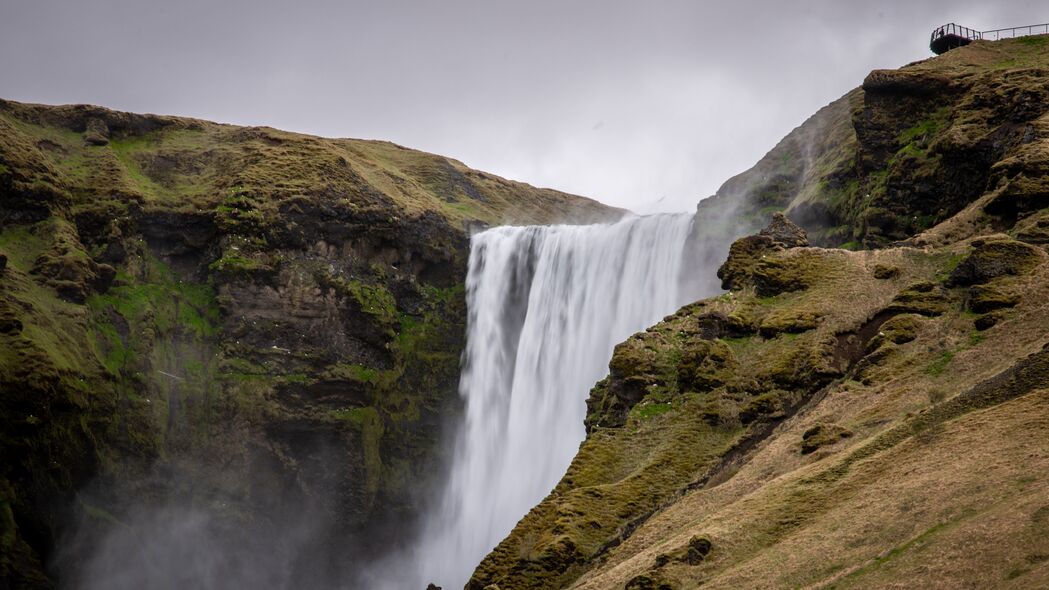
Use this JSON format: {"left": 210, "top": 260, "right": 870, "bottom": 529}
{"left": 800, "top": 423, "right": 853, "bottom": 454}
{"left": 947, "top": 237, "right": 1044, "bottom": 287}
{"left": 886, "top": 281, "right": 951, "bottom": 316}
{"left": 676, "top": 339, "right": 736, "bottom": 392}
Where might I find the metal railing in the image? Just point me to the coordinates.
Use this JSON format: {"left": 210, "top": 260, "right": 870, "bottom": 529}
{"left": 931, "top": 22, "right": 1049, "bottom": 45}
{"left": 982, "top": 23, "right": 1049, "bottom": 41}
{"left": 930, "top": 23, "right": 982, "bottom": 45}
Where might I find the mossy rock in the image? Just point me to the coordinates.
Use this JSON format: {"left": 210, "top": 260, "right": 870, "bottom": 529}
{"left": 974, "top": 310, "right": 1007, "bottom": 331}
{"left": 716, "top": 213, "right": 808, "bottom": 291}
{"left": 946, "top": 237, "right": 1044, "bottom": 286}
{"left": 695, "top": 311, "right": 753, "bottom": 340}
{"left": 758, "top": 309, "right": 823, "bottom": 337}
{"left": 752, "top": 257, "right": 812, "bottom": 297}
{"left": 717, "top": 234, "right": 779, "bottom": 291}
{"left": 608, "top": 335, "right": 660, "bottom": 382}
{"left": 739, "top": 391, "right": 787, "bottom": 424}
{"left": 873, "top": 263, "right": 900, "bottom": 279}
{"left": 759, "top": 212, "right": 808, "bottom": 247}
{"left": 676, "top": 340, "right": 736, "bottom": 392}
{"left": 83, "top": 117, "right": 110, "bottom": 146}
{"left": 885, "top": 281, "right": 950, "bottom": 316}
{"left": 585, "top": 379, "right": 630, "bottom": 431}
{"left": 870, "top": 313, "right": 925, "bottom": 348}
{"left": 725, "top": 309, "right": 758, "bottom": 334}
{"left": 967, "top": 283, "right": 1020, "bottom": 313}
{"left": 800, "top": 423, "right": 853, "bottom": 454}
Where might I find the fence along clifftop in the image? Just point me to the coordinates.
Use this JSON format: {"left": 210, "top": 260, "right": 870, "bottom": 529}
{"left": 931, "top": 22, "right": 1049, "bottom": 55}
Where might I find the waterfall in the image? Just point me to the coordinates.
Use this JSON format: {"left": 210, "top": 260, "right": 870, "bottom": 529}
{"left": 391, "top": 213, "right": 698, "bottom": 588}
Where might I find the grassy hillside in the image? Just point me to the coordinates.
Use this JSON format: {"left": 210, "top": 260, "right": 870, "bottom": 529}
{"left": 0, "top": 99, "right": 619, "bottom": 587}
{"left": 0, "top": 99, "right": 616, "bottom": 227}
{"left": 471, "top": 37, "right": 1049, "bottom": 590}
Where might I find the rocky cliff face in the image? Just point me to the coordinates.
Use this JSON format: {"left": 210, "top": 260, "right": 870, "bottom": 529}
{"left": 470, "top": 37, "right": 1049, "bottom": 589}
{"left": 691, "top": 34, "right": 1049, "bottom": 251}
{"left": 0, "top": 99, "right": 618, "bottom": 587}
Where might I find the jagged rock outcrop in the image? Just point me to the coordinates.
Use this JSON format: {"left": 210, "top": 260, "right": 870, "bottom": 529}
{"left": 716, "top": 212, "right": 808, "bottom": 291}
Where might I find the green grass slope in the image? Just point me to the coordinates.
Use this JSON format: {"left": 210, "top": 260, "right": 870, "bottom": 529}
{"left": 0, "top": 99, "right": 619, "bottom": 587}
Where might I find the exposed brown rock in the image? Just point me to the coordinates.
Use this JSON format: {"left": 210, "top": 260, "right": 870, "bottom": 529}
{"left": 947, "top": 237, "right": 1044, "bottom": 286}
{"left": 717, "top": 213, "right": 808, "bottom": 291}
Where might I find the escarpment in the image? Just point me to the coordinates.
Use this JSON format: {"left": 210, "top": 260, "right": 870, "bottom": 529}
{"left": 471, "top": 37, "right": 1049, "bottom": 590}
{"left": 0, "top": 99, "right": 619, "bottom": 587}
{"left": 689, "top": 35, "right": 1049, "bottom": 254}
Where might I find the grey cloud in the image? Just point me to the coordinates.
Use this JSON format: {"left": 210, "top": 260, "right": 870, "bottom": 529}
{"left": 1, "top": 0, "right": 1042, "bottom": 211}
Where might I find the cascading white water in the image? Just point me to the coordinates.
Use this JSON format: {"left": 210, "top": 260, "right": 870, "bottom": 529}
{"left": 387, "top": 213, "right": 697, "bottom": 589}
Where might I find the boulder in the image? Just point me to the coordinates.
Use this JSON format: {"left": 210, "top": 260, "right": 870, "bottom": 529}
{"left": 695, "top": 311, "right": 752, "bottom": 340}
{"left": 886, "top": 282, "right": 950, "bottom": 316}
{"left": 947, "top": 237, "right": 1044, "bottom": 286}
{"left": 83, "top": 117, "right": 110, "bottom": 146}
{"left": 717, "top": 213, "right": 807, "bottom": 291}
{"left": 974, "top": 310, "right": 1006, "bottom": 331}
{"left": 676, "top": 340, "right": 736, "bottom": 392}
{"left": 759, "top": 212, "right": 809, "bottom": 247}
{"left": 800, "top": 423, "right": 853, "bottom": 454}
{"left": 873, "top": 263, "right": 899, "bottom": 279}
{"left": 968, "top": 284, "right": 1020, "bottom": 313}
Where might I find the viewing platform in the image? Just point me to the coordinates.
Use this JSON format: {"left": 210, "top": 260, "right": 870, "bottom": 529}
{"left": 930, "top": 22, "right": 1049, "bottom": 55}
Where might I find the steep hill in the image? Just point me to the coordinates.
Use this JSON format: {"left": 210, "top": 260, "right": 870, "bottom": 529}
{"left": 470, "top": 37, "right": 1049, "bottom": 589}
{"left": 0, "top": 99, "right": 618, "bottom": 587}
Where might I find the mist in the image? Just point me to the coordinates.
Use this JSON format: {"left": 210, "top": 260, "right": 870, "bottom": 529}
{"left": 52, "top": 431, "right": 373, "bottom": 590}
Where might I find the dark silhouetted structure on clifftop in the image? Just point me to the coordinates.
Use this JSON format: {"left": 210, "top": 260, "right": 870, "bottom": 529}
{"left": 931, "top": 21, "right": 1049, "bottom": 54}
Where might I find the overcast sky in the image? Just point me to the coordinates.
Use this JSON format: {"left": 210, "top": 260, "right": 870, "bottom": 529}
{"left": 0, "top": 0, "right": 1042, "bottom": 212}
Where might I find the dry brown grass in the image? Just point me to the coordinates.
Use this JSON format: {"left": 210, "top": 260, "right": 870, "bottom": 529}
{"left": 570, "top": 256, "right": 1049, "bottom": 590}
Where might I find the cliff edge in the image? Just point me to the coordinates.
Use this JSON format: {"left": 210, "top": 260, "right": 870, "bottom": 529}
{"left": 0, "top": 99, "right": 619, "bottom": 587}
{"left": 470, "top": 36, "right": 1049, "bottom": 590}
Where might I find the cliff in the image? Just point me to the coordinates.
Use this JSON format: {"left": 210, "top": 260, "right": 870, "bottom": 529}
{"left": 0, "top": 99, "right": 618, "bottom": 587}
{"left": 470, "top": 37, "right": 1049, "bottom": 589}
